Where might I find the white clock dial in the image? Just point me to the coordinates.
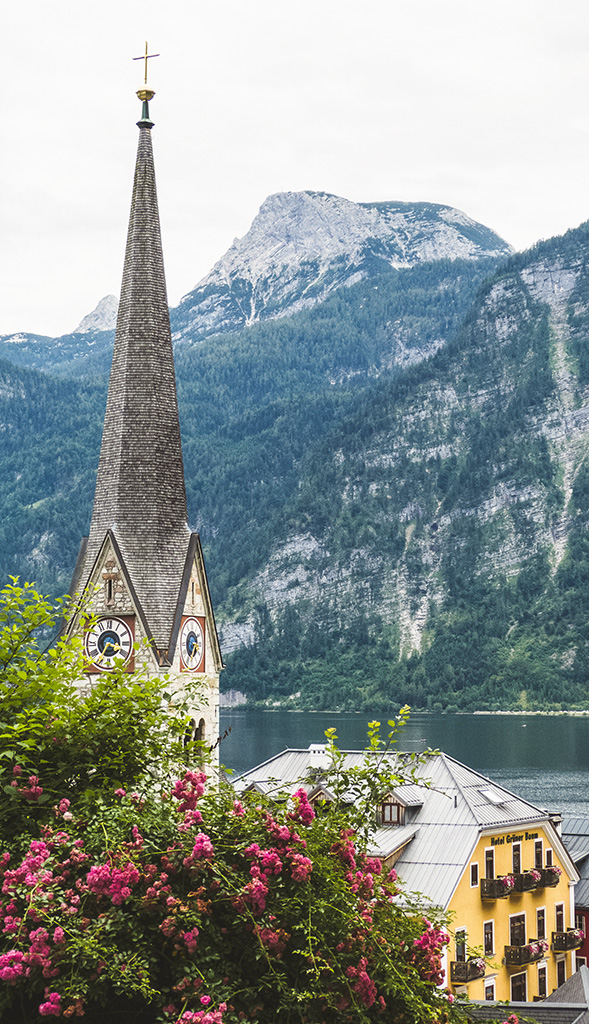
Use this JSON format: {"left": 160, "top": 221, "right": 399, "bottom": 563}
{"left": 85, "top": 617, "right": 133, "bottom": 670}
{"left": 180, "top": 616, "right": 205, "bottom": 671}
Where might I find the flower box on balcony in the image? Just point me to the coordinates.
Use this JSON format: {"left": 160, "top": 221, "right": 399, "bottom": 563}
{"left": 552, "top": 929, "right": 584, "bottom": 951}
{"left": 450, "top": 958, "right": 486, "bottom": 983}
{"left": 513, "top": 869, "right": 542, "bottom": 892}
{"left": 504, "top": 940, "right": 549, "bottom": 966}
{"left": 541, "top": 866, "right": 562, "bottom": 888}
{"left": 480, "top": 875, "right": 515, "bottom": 900}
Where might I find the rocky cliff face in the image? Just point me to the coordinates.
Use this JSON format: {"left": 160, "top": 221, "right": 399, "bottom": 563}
{"left": 218, "top": 223, "right": 589, "bottom": 710}
{"left": 172, "top": 191, "right": 512, "bottom": 341}
{"left": 2, "top": 188, "right": 589, "bottom": 711}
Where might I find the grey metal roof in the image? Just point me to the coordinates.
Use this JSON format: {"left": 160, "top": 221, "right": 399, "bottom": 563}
{"left": 469, "top": 1002, "right": 587, "bottom": 1024}
{"left": 369, "top": 825, "right": 418, "bottom": 859}
{"left": 389, "top": 783, "right": 425, "bottom": 807}
{"left": 563, "top": 819, "right": 589, "bottom": 837}
{"left": 234, "top": 747, "right": 550, "bottom": 825}
{"left": 576, "top": 877, "right": 589, "bottom": 908}
{"left": 232, "top": 745, "right": 566, "bottom": 908}
{"left": 566, "top": 840, "right": 589, "bottom": 863}
{"left": 563, "top": 818, "right": 589, "bottom": 864}
{"left": 545, "top": 965, "right": 589, "bottom": 1006}
{"left": 562, "top": 818, "right": 589, "bottom": 906}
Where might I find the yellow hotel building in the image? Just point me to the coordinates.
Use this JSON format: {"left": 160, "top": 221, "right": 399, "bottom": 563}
{"left": 448, "top": 819, "right": 579, "bottom": 1000}
{"left": 234, "top": 746, "right": 580, "bottom": 1002}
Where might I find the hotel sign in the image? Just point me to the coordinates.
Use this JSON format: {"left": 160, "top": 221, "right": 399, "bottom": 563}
{"left": 491, "top": 831, "right": 539, "bottom": 846}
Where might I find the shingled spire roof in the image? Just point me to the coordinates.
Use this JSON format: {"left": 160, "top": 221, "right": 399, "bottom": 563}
{"left": 75, "top": 89, "right": 191, "bottom": 648}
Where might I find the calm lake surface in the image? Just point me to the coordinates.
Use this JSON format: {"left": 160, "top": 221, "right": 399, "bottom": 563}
{"left": 219, "top": 709, "right": 589, "bottom": 817}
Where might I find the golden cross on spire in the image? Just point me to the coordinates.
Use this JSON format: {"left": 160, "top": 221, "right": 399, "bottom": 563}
{"left": 133, "top": 42, "right": 159, "bottom": 85}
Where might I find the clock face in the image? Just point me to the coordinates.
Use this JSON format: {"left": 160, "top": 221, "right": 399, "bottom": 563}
{"left": 180, "top": 616, "right": 205, "bottom": 672}
{"left": 85, "top": 616, "right": 133, "bottom": 671}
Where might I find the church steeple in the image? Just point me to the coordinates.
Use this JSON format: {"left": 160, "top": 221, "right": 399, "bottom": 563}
{"left": 79, "top": 85, "right": 190, "bottom": 650}
{"left": 70, "top": 73, "right": 222, "bottom": 700}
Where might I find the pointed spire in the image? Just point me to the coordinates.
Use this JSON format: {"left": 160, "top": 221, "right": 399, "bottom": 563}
{"left": 81, "top": 86, "right": 190, "bottom": 648}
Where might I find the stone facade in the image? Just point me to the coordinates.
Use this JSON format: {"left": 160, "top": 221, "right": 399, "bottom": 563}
{"left": 71, "top": 531, "right": 220, "bottom": 756}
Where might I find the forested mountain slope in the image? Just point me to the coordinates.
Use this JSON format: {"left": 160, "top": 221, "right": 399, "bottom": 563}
{"left": 223, "top": 223, "right": 589, "bottom": 711}
{"left": 0, "top": 360, "right": 104, "bottom": 591}
{"left": 0, "top": 256, "right": 491, "bottom": 604}
{"left": 5, "top": 204, "right": 589, "bottom": 712}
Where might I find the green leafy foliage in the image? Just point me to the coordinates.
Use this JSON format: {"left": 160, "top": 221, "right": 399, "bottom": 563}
{"left": 0, "top": 586, "right": 463, "bottom": 1024}
{"left": 0, "top": 580, "right": 202, "bottom": 844}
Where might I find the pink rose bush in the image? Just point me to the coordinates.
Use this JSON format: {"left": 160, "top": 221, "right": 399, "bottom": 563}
{"left": 0, "top": 767, "right": 459, "bottom": 1024}
{"left": 410, "top": 918, "right": 450, "bottom": 986}
{"left": 0, "top": 586, "right": 461, "bottom": 1022}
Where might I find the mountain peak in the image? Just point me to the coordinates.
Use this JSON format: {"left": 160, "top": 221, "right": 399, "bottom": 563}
{"left": 74, "top": 294, "right": 118, "bottom": 334}
{"left": 173, "top": 191, "right": 512, "bottom": 341}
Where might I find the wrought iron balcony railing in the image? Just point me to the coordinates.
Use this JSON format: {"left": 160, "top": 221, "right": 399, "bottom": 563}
{"left": 513, "top": 870, "right": 542, "bottom": 892}
{"left": 540, "top": 866, "right": 562, "bottom": 888}
{"left": 450, "top": 959, "right": 486, "bottom": 983}
{"left": 480, "top": 876, "right": 515, "bottom": 900}
{"left": 552, "top": 929, "right": 584, "bottom": 951}
{"left": 504, "top": 940, "right": 549, "bottom": 966}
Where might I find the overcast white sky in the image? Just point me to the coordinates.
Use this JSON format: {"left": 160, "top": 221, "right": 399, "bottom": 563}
{"left": 2, "top": 0, "right": 589, "bottom": 337}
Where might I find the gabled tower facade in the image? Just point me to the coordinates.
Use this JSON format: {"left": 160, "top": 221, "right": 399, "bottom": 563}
{"left": 68, "top": 78, "right": 221, "bottom": 749}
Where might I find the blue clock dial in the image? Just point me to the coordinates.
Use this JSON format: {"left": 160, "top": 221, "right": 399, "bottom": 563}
{"left": 85, "top": 617, "right": 133, "bottom": 670}
{"left": 180, "top": 616, "right": 205, "bottom": 671}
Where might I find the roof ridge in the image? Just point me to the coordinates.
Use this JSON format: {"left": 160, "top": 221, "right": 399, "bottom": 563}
{"left": 435, "top": 752, "right": 479, "bottom": 825}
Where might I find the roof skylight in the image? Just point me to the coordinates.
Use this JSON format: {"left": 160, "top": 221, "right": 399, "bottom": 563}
{"left": 479, "top": 787, "right": 506, "bottom": 806}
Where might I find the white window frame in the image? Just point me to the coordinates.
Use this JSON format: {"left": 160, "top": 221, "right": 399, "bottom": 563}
{"left": 484, "top": 979, "right": 496, "bottom": 1001}
{"left": 512, "top": 841, "right": 522, "bottom": 874}
{"left": 381, "top": 800, "right": 404, "bottom": 825}
{"left": 455, "top": 926, "right": 467, "bottom": 963}
{"left": 511, "top": 971, "right": 527, "bottom": 1001}
{"left": 484, "top": 846, "right": 495, "bottom": 879}
{"left": 509, "top": 910, "right": 527, "bottom": 947}
{"left": 537, "top": 962, "right": 548, "bottom": 999}
{"left": 534, "top": 838, "right": 544, "bottom": 869}
{"left": 555, "top": 901, "right": 565, "bottom": 932}
{"left": 483, "top": 918, "right": 494, "bottom": 956}
{"left": 470, "top": 861, "right": 479, "bottom": 887}
{"left": 545, "top": 847, "right": 553, "bottom": 866}
{"left": 536, "top": 905, "right": 546, "bottom": 940}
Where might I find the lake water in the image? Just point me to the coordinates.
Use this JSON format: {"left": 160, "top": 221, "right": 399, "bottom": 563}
{"left": 219, "top": 709, "right": 589, "bottom": 817}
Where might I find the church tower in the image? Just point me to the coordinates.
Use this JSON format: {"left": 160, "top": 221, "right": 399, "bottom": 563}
{"left": 67, "top": 64, "right": 222, "bottom": 750}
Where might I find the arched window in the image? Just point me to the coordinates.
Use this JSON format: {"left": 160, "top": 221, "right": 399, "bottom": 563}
{"left": 183, "top": 718, "right": 196, "bottom": 748}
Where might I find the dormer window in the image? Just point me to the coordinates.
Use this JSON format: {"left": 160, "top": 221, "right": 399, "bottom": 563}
{"left": 309, "top": 790, "right": 331, "bottom": 814}
{"left": 382, "top": 801, "right": 405, "bottom": 825}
